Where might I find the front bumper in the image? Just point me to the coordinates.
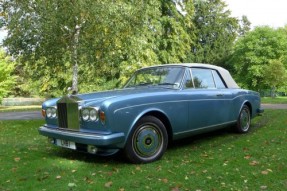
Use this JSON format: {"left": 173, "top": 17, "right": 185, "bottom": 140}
{"left": 38, "top": 126, "right": 125, "bottom": 147}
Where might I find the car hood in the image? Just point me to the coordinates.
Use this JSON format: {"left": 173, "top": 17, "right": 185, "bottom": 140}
{"left": 77, "top": 87, "right": 174, "bottom": 105}
{"left": 42, "top": 87, "right": 177, "bottom": 108}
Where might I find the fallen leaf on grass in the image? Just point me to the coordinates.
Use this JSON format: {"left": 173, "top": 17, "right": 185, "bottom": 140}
{"left": 249, "top": 160, "right": 259, "bottom": 166}
{"left": 105, "top": 181, "right": 113, "bottom": 188}
{"left": 68, "top": 183, "right": 76, "bottom": 187}
{"left": 260, "top": 185, "right": 268, "bottom": 190}
{"left": 84, "top": 177, "right": 93, "bottom": 184}
{"left": 261, "top": 169, "right": 272, "bottom": 175}
{"left": 14, "top": 157, "right": 20, "bottom": 162}
{"left": 244, "top": 155, "right": 251, "bottom": 159}
{"left": 160, "top": 178, "right": 168, "bottom": 183}
{"left": 56, "top": 175, "right": 61, "bottom": 179}
{"left": 171, "top": 187, "right": 180, "bottom": 191}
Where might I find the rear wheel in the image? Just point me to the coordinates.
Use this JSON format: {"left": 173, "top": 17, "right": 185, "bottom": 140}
{"left": 235, "top": 105, "right": 251, "bottom": 133}
{"left": 124, "top": 116, "right": 168, "bottom": 164}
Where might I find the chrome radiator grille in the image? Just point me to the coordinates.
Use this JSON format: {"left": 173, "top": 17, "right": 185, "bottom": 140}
{"left": 57, "top": 103, "right": 68, "bottom": 128}
{"left": 57, "top": 96, "right": 80, "bottom": 130}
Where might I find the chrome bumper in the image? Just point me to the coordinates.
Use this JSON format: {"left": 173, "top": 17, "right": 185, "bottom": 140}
{"left": 257, "top": 108, "right": 264, "bottom": 115}
{"left": 38, "top": 126, "right": 125, "bottom": 147}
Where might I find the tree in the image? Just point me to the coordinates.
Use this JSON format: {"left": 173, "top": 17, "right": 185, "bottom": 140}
{"left": 190, "top": 0, "right": 239, "bottom": 65}
{"left": 238, "top": 15, "right": 251, "bottom": 37}
{"left": 0, "top": 49, "right": 16, "bottom": 103}
{"left": 3, "top": 0, "right": 196, "bottom": 96}
{"left": 262, "top": 60, "right": 287, "bottom": 97}
{"left": 3, "top": 0, "right": 155, "bottom": 95}
{"left": 119, "top": 0, "right": 195, "bottom": 84}
{"left": 228, "top": 26, "right": 287, "bottom": 90}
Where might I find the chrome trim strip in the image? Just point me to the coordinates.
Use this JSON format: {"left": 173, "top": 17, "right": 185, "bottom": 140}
{"left": 174, "top": 120, "right": 237, "bottom": 136}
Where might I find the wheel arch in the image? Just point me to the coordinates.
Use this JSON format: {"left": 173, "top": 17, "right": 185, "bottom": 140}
{"left": 126, "top": 109, "right": 173, "bottom": 146}
{"left": 238, "top": 100, "right": 252, "bottom": 117}
{"left": 142, "top": 111, "right": 173, "bottom": 143}
{"left": 243, "top": 101, "right": 252, "bottom": 117}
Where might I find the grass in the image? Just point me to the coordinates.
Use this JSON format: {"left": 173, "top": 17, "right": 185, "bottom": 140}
{"left": 0, "top": 110, "right": 286, "bottom": 191}
{"left": 261, "top": 96, "right": 287, "bottom": 104}
{"left": 0, "top": 105, "right": 41, "bottom": 112}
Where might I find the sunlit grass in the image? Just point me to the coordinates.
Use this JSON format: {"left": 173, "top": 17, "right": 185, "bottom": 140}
{"left": 261, "top": 96, "right": 287, "bottom": 104}
{"left": 0, "top": 110, "right": 286, "bottom": 190}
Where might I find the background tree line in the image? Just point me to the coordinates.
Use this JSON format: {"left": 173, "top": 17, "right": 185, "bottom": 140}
{"left": 0, "top": 0, "right": 286, "bottom": 99}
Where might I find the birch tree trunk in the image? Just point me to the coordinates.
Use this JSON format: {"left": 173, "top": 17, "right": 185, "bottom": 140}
{"left": 71, "top": 24, "right": 81, "bottom": 94}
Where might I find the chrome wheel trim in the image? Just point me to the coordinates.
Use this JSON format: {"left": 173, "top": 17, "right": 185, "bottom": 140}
{"left": 240, "top": 107, "right": 250, "bottom": 131}
{"left": 132, "top": 124, "right": 164, "bottom": 159}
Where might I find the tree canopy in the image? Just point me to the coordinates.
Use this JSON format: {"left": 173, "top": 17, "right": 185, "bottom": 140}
{"left": 228, "top": 26, "right": 287, "bottom": 91}
{"left": 0, "top": 49, "right": 16, "bottom": 103}
{"left": 2, "top": 0, "right": 250, "bottom": 97}
{"left": 190, "top": 0, "right": 240, "bottom": 64}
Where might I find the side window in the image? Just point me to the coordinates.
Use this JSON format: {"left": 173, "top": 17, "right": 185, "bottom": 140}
{"left": 212, "top": 70, "right": 226, "bottom": 89}
{"left": 184, "top": 69, "right": 194, "bottom": 88}
{"left": 191, "top": 68, "right": 215, "bottom": 89}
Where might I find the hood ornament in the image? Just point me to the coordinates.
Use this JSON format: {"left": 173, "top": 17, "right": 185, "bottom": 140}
{"left": 67, "top": 87, "right": 78, "bottom": 96}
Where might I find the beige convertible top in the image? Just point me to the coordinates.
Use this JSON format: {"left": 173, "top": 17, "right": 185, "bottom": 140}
{"left": 152, "top": 63, "right": 240, "bottom": 89}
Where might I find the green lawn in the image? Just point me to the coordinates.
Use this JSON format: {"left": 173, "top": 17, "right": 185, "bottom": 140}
{"left": 0, "top": 105, "right": 41, "bottom": 112}
{"left": 261, "top": 96, "right": 287, "bottom": 104}
{"left": 0, "top": 110, "right": 286, "bottom": 191}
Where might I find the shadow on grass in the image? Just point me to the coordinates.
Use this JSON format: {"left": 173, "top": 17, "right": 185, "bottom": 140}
{"left": 46, "top": 116, "right": 268, "bottom": 164}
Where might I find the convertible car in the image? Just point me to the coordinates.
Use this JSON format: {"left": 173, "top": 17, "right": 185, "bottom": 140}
{"left": 39, "top": 63, "right": 263, "bottom": 163}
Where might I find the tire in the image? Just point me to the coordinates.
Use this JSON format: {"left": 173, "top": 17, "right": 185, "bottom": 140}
{"left": 235, "top": 105, "right": 251, "bottom": 133}
{"left": 124, "top": 116, "right": 168, "bottom": 164}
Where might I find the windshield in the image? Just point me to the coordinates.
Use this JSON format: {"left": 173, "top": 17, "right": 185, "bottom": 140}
{"left": 124, "top": 66, "right": 185, "bottom": 89}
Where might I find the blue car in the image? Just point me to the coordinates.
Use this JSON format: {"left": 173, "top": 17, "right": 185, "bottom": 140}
{"left": 39, "top": 63, "right": 264, "bottom": 163}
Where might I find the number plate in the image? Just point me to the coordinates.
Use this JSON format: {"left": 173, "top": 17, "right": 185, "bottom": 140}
{"left": 56, "top": 139, "right": 76, "bottom": 150}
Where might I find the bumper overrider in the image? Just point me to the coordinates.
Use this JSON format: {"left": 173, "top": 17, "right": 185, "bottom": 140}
{"left": 38, "top": 126, "right": 125, "bottom": 153}
{"left": 256, "top": 107, "right": 264, "bottom": 115}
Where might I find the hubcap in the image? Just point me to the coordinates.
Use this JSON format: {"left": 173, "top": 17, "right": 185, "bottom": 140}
{"left": 133, "top": 125, "right": 163, "bottom": 158}
{"left": 240, "top": 108, "right": 250, "bottom": 131}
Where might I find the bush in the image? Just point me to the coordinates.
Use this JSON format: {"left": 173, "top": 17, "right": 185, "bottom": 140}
{"left": 0, "top": 50, "right": 17, "bottom": 103}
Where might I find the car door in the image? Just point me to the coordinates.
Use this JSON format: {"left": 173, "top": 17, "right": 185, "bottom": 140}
{"left": 183, "top": 68, "right": 233, "bottom": 132}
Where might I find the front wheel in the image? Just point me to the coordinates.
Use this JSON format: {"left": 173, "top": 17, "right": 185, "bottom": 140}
{"left": 235, "top": 105, "right": 251, "bottom": 133}
{"left": 124, "top": 116, "right": 168, "bottom": 164}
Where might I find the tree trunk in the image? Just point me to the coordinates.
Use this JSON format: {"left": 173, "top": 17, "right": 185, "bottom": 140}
{"left": 71, "top": 24, "right": 81, "bottom": 94}
{"left": 271, "top": 86, "right": 276, "bottom": 98}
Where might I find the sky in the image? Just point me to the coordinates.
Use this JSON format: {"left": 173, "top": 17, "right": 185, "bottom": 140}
{"left": 224, "top": 0, "right": 287, "bottom": 28}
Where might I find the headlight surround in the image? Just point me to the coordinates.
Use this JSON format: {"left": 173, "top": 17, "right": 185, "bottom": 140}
{"left": 82, "top": 108, "right": 90, "bottom": 121}
{"left": 46, "top": 107, "right": 57, "bottom": 118}
{"left": 81, "top": 107, "right": 99, "bottom": 122}
{"left": 89, "top": 109, "right": 99, "bottom": 121}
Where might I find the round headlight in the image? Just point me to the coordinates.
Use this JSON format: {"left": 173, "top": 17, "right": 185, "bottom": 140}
{"left": 90, "top": 108, "right": 99, "bottom": 121}
{"left": 82, "top": 109, "right": 90, "bottom": 121}
{"left": 51, "top": 108, "right": 57, "bottom": 118}
{"left": 46, "top": 108, "right": 52, "bottom": 118}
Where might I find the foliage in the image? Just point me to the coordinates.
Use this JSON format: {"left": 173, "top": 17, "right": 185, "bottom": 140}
{"left": 190, "top": 0, "right": 241, "bottom": 65}
{"left": 228, "top": 26, "right": 287, "bottom": 90}
{"left": 0, "top": 50, "right": 16, "bottom": 103}
{"left": 2, "top": 0, "right": 246, "bottom": 97}
{"left": 262, "top": 60, "right": 287, "bottom": 97}
{"left": 1, "top": 110, "right": 287, "bottom": 190}
{"left": 2, "top": 0, "right": 195, "bottom": 96}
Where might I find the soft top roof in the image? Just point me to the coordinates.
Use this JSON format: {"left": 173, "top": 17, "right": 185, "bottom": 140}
{"left": 144, "top": 63, "right": 239, "bottom": 89}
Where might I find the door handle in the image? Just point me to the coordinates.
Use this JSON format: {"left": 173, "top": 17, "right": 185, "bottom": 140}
{"left": 216, "top": 94, "right": 224, "bottom": 97}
